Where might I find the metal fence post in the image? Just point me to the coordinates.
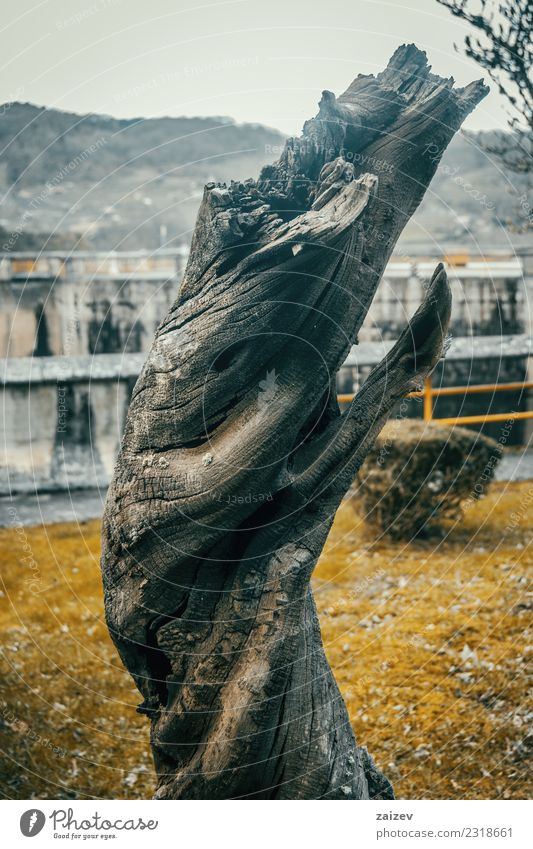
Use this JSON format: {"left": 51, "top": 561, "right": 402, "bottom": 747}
{"left": 423, "top": 375, "right": 433, "bottom": 421}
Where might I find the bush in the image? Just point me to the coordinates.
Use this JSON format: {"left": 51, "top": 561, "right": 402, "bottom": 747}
{"left": 355, "top": 420, "right": 502, "bottom": 539}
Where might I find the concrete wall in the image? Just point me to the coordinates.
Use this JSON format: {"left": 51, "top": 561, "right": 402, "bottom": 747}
{"left": 1, "top": 250, "right": 531, "bottom": 493}
{"left": 362, "top": 258, "right": 526, "bottom": 341}
{"left": 0, "top": 251, "right": 186, "bottom": 358}
{"left": 2, "top": 339, "right": 531, "bottom": 494}
{"left": 1, "top": 251, "right": 527, "bottom": 354}
{"left": 0, "top": 355, "right": 142, "bottom": 493}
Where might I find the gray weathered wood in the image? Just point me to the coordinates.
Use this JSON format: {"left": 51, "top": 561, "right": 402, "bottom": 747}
{"left": 101, "top": 44, "right": 487, "bottom": 799}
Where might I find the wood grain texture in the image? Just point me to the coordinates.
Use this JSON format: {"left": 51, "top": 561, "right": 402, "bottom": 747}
{"left": 101, "top": 44, "right": 487, "bottom": 799}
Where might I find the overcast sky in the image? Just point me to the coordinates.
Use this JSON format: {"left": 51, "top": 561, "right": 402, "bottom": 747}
{"left": 1, "top": 0, "right": 510, "bottom": 134}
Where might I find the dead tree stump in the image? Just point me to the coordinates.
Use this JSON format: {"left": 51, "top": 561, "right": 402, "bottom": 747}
{"left": 101, "top": 45, "right": 487, "bottom": 799}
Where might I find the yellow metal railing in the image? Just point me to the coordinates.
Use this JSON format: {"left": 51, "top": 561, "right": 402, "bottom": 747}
{"left": 337, "top": 375, "right": 533, "bottom": 426}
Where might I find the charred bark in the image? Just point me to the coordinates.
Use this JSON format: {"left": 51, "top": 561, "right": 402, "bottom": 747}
{"left": 101, "top": 45, "right": 487, "bottom": 799}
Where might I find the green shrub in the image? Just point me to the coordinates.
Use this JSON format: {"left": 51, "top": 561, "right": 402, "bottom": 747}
{"left": 355, "top": 420, "right": 502, "bottom": 539}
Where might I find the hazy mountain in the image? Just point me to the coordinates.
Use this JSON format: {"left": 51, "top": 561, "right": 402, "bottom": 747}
{"left": 403, "top": 130, "right": 530, "bottom": 251}
{"left": 0, "top": 102, "right": 528, "bottom": 252}
{"left": 0, "top": 103, "right": 285, "bottom": 251}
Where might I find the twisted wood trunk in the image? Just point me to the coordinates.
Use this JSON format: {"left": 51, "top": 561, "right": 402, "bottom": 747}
{"left": 101, "top": 45, "right": 487, "bottom": 799}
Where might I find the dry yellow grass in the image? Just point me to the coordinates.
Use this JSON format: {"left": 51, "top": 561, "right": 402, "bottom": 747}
{"left": 0, "top": 480, "right": 531, "bottom": 799}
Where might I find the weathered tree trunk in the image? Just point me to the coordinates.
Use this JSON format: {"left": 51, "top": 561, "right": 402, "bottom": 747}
{"left": 101, "top": 45, "right": 487, "bottom": 799}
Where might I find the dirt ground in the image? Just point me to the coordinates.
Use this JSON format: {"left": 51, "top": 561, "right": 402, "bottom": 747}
{"left": 0, "top": 480, "right": 531, "bottom": 800}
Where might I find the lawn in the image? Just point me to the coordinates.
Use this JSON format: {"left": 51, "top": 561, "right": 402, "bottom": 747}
{"left": 0, "top": 481, "right": 531, "bottom": 799}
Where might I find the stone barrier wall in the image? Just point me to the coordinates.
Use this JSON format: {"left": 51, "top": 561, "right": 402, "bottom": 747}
{"left": 2, "top": 339, "right": 531, "bottom": 494}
